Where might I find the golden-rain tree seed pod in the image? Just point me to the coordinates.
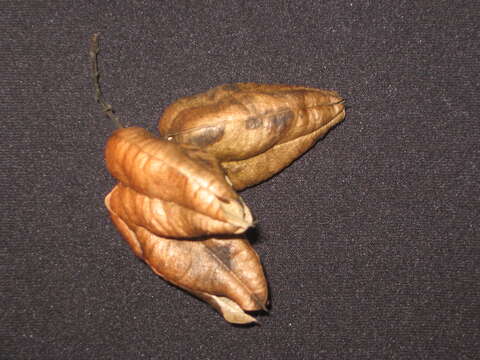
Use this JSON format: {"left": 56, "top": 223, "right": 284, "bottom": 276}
{"left": 107, "top": 201, "right": 268, "bottom": 324}
{"left": 105, "top": 183, "right": 251, "bottom": 239}
{"left": 158, "top": 83, "right": 346, "bottom": 189}
{"left": 103, "top": 126, "right": 267, "bottom": 323}
{"left": 94, "top": 35, "right": 347, "bottom": 324}
{"left": 105, "top": 127, "right": 253, "bottom": 230}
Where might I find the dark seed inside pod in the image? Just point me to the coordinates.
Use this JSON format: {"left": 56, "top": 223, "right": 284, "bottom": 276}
{"left": 186, "top": 126, "right": 225, "bottom": 147}
{"left": 245, "top": 116, "right": 263, "bottom": 129}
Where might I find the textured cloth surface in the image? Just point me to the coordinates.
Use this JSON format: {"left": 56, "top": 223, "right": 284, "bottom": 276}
{"left": 1, "top": 1, "right": 479, "bottom": 359}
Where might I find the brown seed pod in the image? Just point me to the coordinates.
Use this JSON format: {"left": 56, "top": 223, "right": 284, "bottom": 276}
{"left": 158, "top": 83, "right": 346, "bottom": 189}
{"left": 92, "top": 34, "right": 268, "bottom": 324}
{"left": 105, "top": 183, "right": 249, "bottom": 238}
{"left": 92, "top": 34, "right": 348, "bottom": 324}
{"left": 108, "top": 210, "right": 268, "bottom": 324}
{"left": 105, "top": 126, "right": 252, "bottom": 229}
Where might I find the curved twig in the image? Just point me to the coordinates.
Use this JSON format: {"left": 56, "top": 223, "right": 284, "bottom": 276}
{"left": 90, "top": 33, "right": 123, "bottom": 129}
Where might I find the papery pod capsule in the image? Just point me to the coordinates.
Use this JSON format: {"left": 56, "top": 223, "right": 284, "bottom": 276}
{"left": 221, "top": 118, "right": 343, "bottom": 189}
{"left": 158, "top": 83, "right": 346, "bottom": 189}
{"left": 105, "top": 126, "right": 252, "bottom": 229}
{"left": 93, "top": 34, "right": 267, "bottom": 325}
{"left": 105, "top": 183, "right": 249, "bottom": 238}
{"left": 108, "top": 210, "right": 268, "bottom": 324}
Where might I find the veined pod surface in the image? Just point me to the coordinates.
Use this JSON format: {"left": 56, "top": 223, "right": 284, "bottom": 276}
{"left": 158, "top": 83, "right": 346, "bottom": 189}
{"left": 108, "top": 210, "right": 268, "bottom": 324}
{"left": 92, "top": 35, "right": 275, "bottom": 325}
{"left": 105, "top": 126, "right": 252, "bottom": 229}
{"left": 105, "top": 183, "right": 250, "bottom": 239}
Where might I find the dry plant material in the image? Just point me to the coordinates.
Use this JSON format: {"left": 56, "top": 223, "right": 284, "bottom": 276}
{"left": 103, "top": 127, "right": 262, "bottom": 323}
{"left": 158, "top": 83, "right": 346, "bottom": 189}
{"left": 106, "top": 183, "right": 248, "bottom": 238}
{"left": 92, "top": 34, "right": 346, "bottom": 324}
{"left": 106, "top": 210, "right": 268, "bottom": 324}
{"left": 105, "top": 127, "right": 252, "bottom": 232}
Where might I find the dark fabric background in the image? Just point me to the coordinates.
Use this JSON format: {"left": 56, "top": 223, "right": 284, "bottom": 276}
{"left": 1, "top": 1, "right": 478, "bottom": 359}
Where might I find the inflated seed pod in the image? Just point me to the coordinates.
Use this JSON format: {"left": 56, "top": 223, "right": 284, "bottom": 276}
{"left": 93, "top": 34, "right": 267, "bottom": 324}
{"left": 105, "top": 183, "right": 249, "bottom": 239}
{"left": 158, "top": 83, "right": 346, "bottom": 189}
{"left": 105, "top": 126, "right": 252, "bottom": 229}
{"left": 108, "top": 210, "right": 268, "bottom": 324}
{"left": 220, "top": 116, "right": 344, "bottom": 189}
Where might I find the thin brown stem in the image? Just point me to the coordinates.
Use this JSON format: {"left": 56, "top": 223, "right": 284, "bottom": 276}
{"left": 90, "top": 33, "right": 123, "bottom": 129}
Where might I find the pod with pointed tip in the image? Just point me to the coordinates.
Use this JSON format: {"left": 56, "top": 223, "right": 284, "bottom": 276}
{"left": 105, "top": 183, "right": 249, "bottom": 239}
{"left": 158, "top": 83, "right": 346, "bottom": 189}
{"left": 105, "top": 126, "right": 253, "bottom": 230}
{"left": 108, "top": 209, "right": 268, "bottom": 324}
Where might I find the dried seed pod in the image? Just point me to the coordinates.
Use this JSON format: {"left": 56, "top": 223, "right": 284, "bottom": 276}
{"left": 92, "top": 34, "right": 268, "bottom": 325}
{"left": 108, "top": 210, "right": 268, "bottom": 324}
{"left": 105, "top": 183, "right": 249, "bottom": 238}
{"left": 158, "top": 83, "right": 345, "bottom": 189}
{"left": 105, "top": 126, "right": 252, "bottom": 229}
{"left": 220, "top": 117, "right": 344, "bottom": 189}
